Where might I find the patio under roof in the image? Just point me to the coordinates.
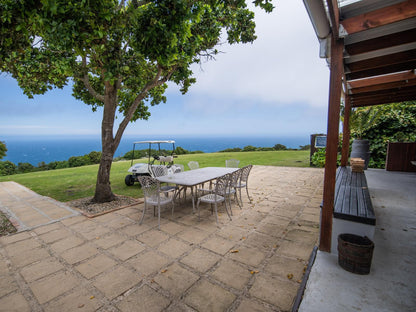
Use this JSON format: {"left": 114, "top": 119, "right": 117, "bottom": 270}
{"left": 303, "top": 0, "right": 416, "bottom": 251}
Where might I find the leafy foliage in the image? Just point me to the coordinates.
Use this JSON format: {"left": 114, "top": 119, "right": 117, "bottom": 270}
{"left": 350, "top": 106, "right": 380, "bottom": 139}
{"left": 273, "top": 143, "right": 287, "bottom": 150}
{"left": 1, "top": 0, "right": 275, "bottom": 202}
{"left": 311, "top": 148, "right": 341, "bottom": 168}
{"left": 356, "top": 102, "right": 416, "bottom": 168}
{"left": 299, "top": 144, "right": 310, "bottom": 150}
{"left": 311, "top": 148, "right": 326, "bottom": 168}
{"left": 0, "top": 141, "right": 7, "bottom": 159}
{"left": 0, "top": 161, "right": 16, "bottom": 176}
{"left": 0, "top": 150, "right": 102, "bottom": 175}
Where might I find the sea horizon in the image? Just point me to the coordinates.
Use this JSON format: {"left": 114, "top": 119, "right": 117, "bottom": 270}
{"left": 1, "top": 134, "right": 310, "bottom": 166}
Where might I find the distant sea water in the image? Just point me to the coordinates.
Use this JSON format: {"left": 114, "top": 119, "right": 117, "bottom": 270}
{"left": 2, "top": 135, "right": 309, "bottom": 166}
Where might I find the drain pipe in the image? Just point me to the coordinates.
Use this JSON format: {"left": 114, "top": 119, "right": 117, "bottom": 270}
{"left": 303, "top": 0, "right": 332, "bottom": 58}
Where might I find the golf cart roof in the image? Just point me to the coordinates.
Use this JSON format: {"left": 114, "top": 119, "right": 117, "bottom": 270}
{"left": 133, "top": 140, "right": 175, "bottom": 144}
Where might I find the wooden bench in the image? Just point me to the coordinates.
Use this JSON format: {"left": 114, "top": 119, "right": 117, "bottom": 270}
{"left": 334, "top": 166, "right": 376, "bottom": 225}
{"left": 330, "top": 166, "right": 376, "bottom": 253}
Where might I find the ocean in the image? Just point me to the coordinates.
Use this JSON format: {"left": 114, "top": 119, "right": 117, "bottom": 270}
{"left": 1, "top": 134, "right": 309, "bottom": 165}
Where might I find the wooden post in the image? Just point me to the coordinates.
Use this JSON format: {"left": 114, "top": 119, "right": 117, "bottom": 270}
{"left": 340, "top": 95, "right": 351, "bottom": 166}
{"left": 320, "top": 36, "right": 344, "bottom": 252}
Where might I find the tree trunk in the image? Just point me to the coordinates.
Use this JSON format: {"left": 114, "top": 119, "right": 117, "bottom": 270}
{"left": 92, "top": 82, "right": 118, "bottom": 203}
{"left": 94, "top": 151, "right": 116, "bottom": 202}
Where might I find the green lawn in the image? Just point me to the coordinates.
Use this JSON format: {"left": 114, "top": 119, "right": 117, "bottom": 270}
{"left": 0, "top": 150, "right": 310, "bottom": 202}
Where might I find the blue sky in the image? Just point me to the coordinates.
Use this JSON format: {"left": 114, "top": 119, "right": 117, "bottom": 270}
{"left": 0, "top": 0, "right": 329, "bottom": 139}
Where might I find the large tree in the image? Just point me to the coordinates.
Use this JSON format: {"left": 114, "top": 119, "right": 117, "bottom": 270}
{"left": 1, "top": 0, "right": 273, "bottom": 202}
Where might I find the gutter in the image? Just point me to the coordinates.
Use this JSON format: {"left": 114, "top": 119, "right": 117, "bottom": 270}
{"left": 303, "top": 0, "right": 332, "bottom": 58}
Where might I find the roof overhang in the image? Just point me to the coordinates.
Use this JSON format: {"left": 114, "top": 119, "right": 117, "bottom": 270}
{"left": 304, "top": 0, "right": 416, "bottom": 107}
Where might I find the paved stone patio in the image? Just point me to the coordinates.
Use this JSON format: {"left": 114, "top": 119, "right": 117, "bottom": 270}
{"left": 0, "top": 166, "right": 323, "bottom": 311}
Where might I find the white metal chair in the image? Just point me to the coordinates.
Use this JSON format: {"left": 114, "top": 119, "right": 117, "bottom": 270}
{"left": 171, "top": 163, "right": 187, "bottom": 201}
{"left": 196, "top": 174, "right": 232, "bottom": 224}
{"left": 150, "top": 165, "right": 177, "bottom": 194}
{"left": 224, "top": 169, "right": 241, "bottom": 213}
{"left": 137, "top": 176, "right": 174, "bottom": 229}
{"left": 233, "top": 165, "right": 253, "bottom": 207}
{"left": 187, "top": 161, "right": 203, "bottom": 197}
{"left": 226, "top": 159, "right": 240, "bottom": 168}
{"left": 188, "top": 161, "right": 199, "bottom": 170}
{"left": 172, "top": 164, "right": 185, "bottom": 173}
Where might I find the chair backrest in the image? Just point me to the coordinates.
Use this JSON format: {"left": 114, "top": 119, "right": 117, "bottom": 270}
{"left": 137, "top": 176, "right": 160, "bottom": 200}
{"left": 172, "top": 164, "right": 184, "bottom": 173}
{"left": 188, "top": 161, "right": 199, "bottom": 170}
{"left": 240, "top": 165, "right": 253, "bottom": 182}
{"left": 150, "top": 165, "right": 168, "bottom": 177}
{"left": 226, "top": 159, "right": 240, "bottom": 168}
{"left": 230, "top": 169, "right": 241, "bottom": 186}
{"left": 214, "top": 174, "right": 230, "bottom": 195}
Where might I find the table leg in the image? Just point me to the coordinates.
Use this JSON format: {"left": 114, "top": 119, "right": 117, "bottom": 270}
{"left": 191, "top": 186, "right": 195, "bottom": 213}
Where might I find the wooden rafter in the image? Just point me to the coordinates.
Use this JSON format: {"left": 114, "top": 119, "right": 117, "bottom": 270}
{"left": 340, "top": 0, "right": 416, "bottom": 35}
{"left": 346, "top": 49, "right": 416, "bottom": 71}
{"left": 348, "top": 71, "right": 416, "bottom": 89}
{"left": 351, "top": 85, "right": 416, "bottom": 107}
{"left": 345, "top": 29, "right": 416, "bottom": 55}
{"left": 346, "top": 61, "right": 416, "bottom": 80}
{"left": 349, "top": 78, "right": 416, "bottom": 95}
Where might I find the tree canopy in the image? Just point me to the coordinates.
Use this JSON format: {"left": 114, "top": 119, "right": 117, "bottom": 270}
{"left": 1, "top": 0, "right": 274, "bottom": 202}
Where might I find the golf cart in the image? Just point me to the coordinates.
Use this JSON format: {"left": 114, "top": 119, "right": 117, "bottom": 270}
{"left": 124, "top": 140, "right": 178, "bottom": 186}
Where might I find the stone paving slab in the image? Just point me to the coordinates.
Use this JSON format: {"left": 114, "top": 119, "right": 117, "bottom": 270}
{"left": 0, "top": 166, "right": 323, "bottom": 311}
{"left": 0, "top": 181, "right": 80, "bottom": 232}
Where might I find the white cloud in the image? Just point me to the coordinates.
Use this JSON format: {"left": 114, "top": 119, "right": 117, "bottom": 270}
{"left": 175, "top": 0, "right": 330, "bottom": 109}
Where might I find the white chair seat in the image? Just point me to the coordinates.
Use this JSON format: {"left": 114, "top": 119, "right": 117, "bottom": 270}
{"left": 196, "top": 174, "right": 231, "bottom": 224}
{"left": 198, "top": 193, "right": 225, "bottom": 204}
{"left": 161, "top": 185, "right": 177, "bottom": 193}
{"left": 146, "top": 196, "right": 174, "bottom": 206}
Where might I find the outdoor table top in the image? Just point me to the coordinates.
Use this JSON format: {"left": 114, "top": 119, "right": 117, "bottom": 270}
{"left": 156, "top": 167, "right": 238, "bottom": 186}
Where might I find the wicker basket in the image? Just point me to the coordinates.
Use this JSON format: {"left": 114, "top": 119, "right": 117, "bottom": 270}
{"left": 350, "top": 157, "right": 365, "bottom": 173}
{"left": 338, "top": 234, "right": 374, "bottom": 275}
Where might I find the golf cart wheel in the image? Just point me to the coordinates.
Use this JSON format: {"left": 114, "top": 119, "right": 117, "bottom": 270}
{"left": 125, "top": 174, "right": 135, "bottom": 186}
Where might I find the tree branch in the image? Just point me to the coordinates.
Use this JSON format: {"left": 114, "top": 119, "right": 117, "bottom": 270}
{"left": 114, "top": 65, "right": 176, "bottom": 146}
{"left": 80, "top": 56, "right": 105, "bottom": 102}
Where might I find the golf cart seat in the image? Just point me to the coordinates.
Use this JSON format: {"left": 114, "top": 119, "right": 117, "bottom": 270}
{"left": 159, "top": 156, "right": 174, "bottom": 163}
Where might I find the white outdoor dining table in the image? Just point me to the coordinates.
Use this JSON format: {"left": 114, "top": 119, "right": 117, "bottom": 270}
{"left": 156, "top": 167, "right": 238, "bottom": 212}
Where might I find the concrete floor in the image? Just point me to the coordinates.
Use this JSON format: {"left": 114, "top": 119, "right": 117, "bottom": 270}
{"left": 299, "top": 169, "right": 416, "bottom": 312}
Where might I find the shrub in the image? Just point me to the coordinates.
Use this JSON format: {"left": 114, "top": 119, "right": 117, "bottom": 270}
{"left": 68, "top": 155, "right": 90, "bottom": 167}
{"left": 17, "top": 162, "right": 35, "bottom": 173}
{"left": 311, "top": 149, "right": 326, "bottom": 168}
{"left": 219, "top": 147, "right": 242, "bottom": 153}
{"left": 174, "top": 146, "right": 189, "bottom": 155}
{"left": 0, "top": 141, "right": 6, "bottom": 159}
{"left": 299, "top": 144, "right": 310, "bottom": 150}
{"left": 242, "top": 145, "right": 257, "bottom": 152}
{"left": 87, "top": 151, "right": 102, "bottom": 164}
{"left": 273, "top": 144, "right": 287, "bottom": 150}
{"left": 0, "top": 161, "right": 16, "bottom": 176}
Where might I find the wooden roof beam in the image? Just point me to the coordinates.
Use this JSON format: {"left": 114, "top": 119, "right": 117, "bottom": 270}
{"left": 351, "top": 86, "right": 416, "bottom": 107}
{"left": 340, "top": 0, "right": 416, "bottom": 36}
{"left": 348, "top": 70, "right": 416, "bottom": 89}
{"left": 346, "top": 60, "right": 416, "bottom": 80}
{"left": 345, "top": 29, "right": 416, "bottom": 55}
{"left": 349, "top": 77, "right": 416, "bottom": 95}
{"left": 346, "top": 49, "right": 416, "bottom": 72}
